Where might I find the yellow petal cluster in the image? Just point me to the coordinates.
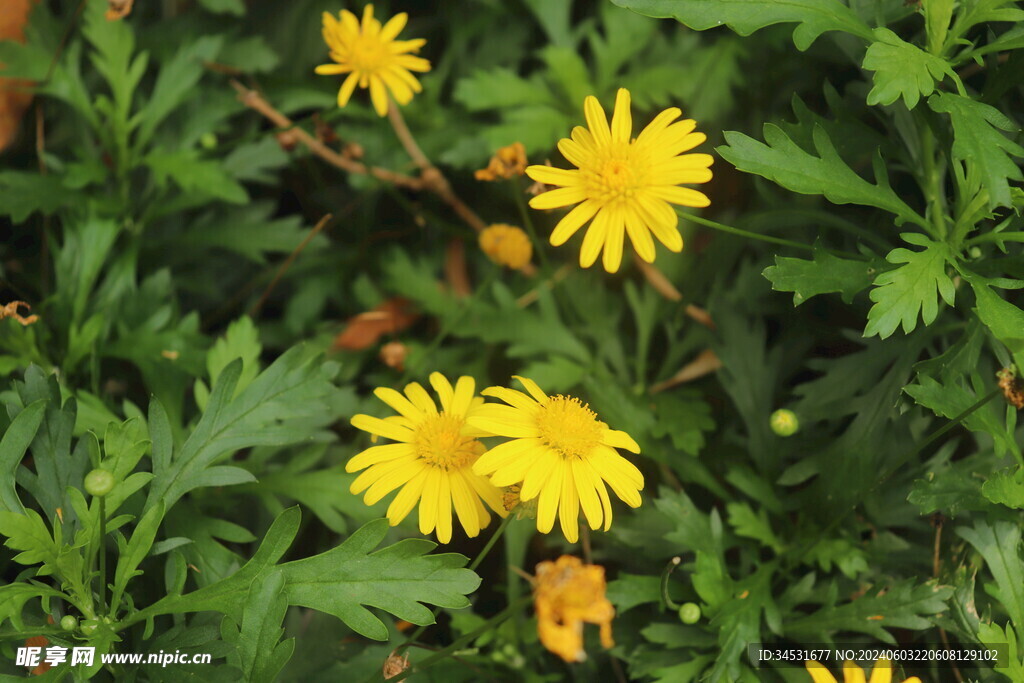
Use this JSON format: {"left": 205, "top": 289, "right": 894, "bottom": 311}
{"left": 479, "top": 224, "right": 533, "bottom": 269}
{"left": 525, "top": 88, "right": 713, "bottom": 273}
{"left": 315, "top": 4, "right": 431, "bottom": 116}
{"left": 806, "top": 658, "right": 923, "bottom": 683}
{"left": 533, "top": 555, "right": 614, "bottom": 663}
{"left": 347, "top": 373, "right": 506, "bottom": 543}
{"left": 468, "top": 375, "right": 643, "bottom": 542}
{"left": 475, "top": 142, "right": 528, "bottom": 181}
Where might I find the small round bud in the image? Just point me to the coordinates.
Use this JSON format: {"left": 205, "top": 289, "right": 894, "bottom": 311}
{"left": 84, "top": 469, "right": 115, "bottom": 497}
{"left": 81, "top": 621, "right": 98, "bottom": 635}
{"left": 60, "top": 615, "right": 78, "bottom": 631}
{"left": 770, "top": 409, "right": 799, "bottom": 437}
{"left": 678, "top": 602, "right": 701, "bottom": 624}
{"left": 200, "top": 132, "right": 217, "bottom": 149}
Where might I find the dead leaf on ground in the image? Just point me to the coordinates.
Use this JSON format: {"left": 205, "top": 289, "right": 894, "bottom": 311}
{"left": 0, "top": 0, "right": 36, "bottom": 153}
{"left": 332, "top": 297, "right": 418, "bottom": 351}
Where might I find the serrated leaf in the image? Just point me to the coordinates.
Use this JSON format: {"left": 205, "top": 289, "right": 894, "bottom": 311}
{"left": 204, "top": 316, "right": 261, "bottom": 409}
{"left": 110, "top": 502, "right": 164, "bottom": 613}
{"left": 0, "top": 507, "right": 58, "bottom": 567}
{"left": 862, "top": 28, "right": 952, "bottom": 109}
{"left": 0, "top": 399, "right": 46, "bottom": 514}
{"left": 453, "top": 68, "right": 555, "bottom": 111}
{"left": 978, "top": 622, "right": 1024, "bottom": 681}
{"left": 982, "top": 467, "right": 1024, "bottom": 510}
{"left": 786, "top": 579, "right": 952, "bottom": 642}
{"left": 864, "top": 233, "right": 955, "bottom": 338}
{"left": 146, "top": 149, "right": 248, "bottom": 204}
{"left": 281, "top": 518, "right": 480, "bottom": 640}
{"left": 968, "top": 277, "right": 1024, "bottom": 370}
{"left": 607, "top": 572, "right": 663, "bottom": 614}
{"left": 222, "top": 569, "right": 294, "bottom": 682}
{"left": 610, "top": 0, "right": 873, "bottom": 50}
{"left": 726, "top": 502, "right": 782, "bottom": 553}
{"left": 929, "top": 92, "right": 1024, "bottom": 209}
{"left": 0, "top": 172, "right": 74, "bottom": 221}
{"left": 763, "top": 249, "right": 875, "bottom": 306}
{"left": 908, "top": 457, "right": 991, "bottom": 517}
{"left": 719, "top": 124, "right": 921, "bottom": 225}
{"left": 958, "top": 520, "right": 1024, "bottom": 631}
{"left": 904, "top": 374, "right": 1019, "bottom": 458}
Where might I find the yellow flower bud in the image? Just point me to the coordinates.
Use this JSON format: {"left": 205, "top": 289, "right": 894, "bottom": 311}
{"left": 479, "top": 224, "right": 532, "bottom": 269}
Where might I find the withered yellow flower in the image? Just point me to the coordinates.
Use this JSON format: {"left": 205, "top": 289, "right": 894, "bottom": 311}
{"left": 479, "top": 224, "right": 533, "bottom": 269}
{"left": 533, "top": 555, "right": 614, "bottom": 663}
{"left": 348, "top": 373, "right": 506, "bottom": 543}
{"left": 316, "top": 4, "right": 431, "bottom": 116}
{"left": 475, "top": 142, "right": 528, "bottom": 181}
{"left": 525, "top": 88, "right": 713, "bottom": 273}
{"left": 469, "top": 376, "right": 643, "bottom": 543}
{"left": 806, "top": 658, "right": 922, "bottom": 683}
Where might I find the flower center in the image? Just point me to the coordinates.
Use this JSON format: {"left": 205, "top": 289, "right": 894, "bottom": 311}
{"left": 582, "top": 143, "right": 648, "bottom": 206}
{"left": 536, "top": 396, "right": 602, "bottom": 459}
{"left": 415, "top": 413, "right": 480, "bottom": 469}
{"left": 350, "top": 36, "right": 390, "bottom": 71}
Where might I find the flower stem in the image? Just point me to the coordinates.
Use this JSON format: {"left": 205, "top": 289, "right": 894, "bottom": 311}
{"left": 512, "top": 178, "right": 552, "bottom": 273}
{"left": 660, "top": 556, "right": 682, "bottom": 611}
{"left": 385, "top": 596, "right": 534, "bottom": 683}
{"left": 681, "top": 212, "right": 816, "bottom": 253}
{"left": 401, "top": 514, "right": 514, "bottom": 649}
{"left": 98, "top": 497, "right": 107, "bottom": 612}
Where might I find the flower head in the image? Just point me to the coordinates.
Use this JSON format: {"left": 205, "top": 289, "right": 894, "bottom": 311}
{"left": 479, "top": 224, "right": 533, "bottom": 269}
{"left": 348, "top": 373, "right": 506, "bottom": 543}
{"left": 525, "top": 88, "right": 713, "bottom": 273}
{"left": 475, "top": 142, "right": 528, "bottom": 181}
{"left": 469, "top": 376, "right": 643, "bottom": 542}
{"left": 806, "top": 659, "right": 921, "bottom": 683}
{"left": 316, "top": 4, "right": 431, "bottom": 117}
{"left": 533, "top": 555, "right": 614, "bottom": 662}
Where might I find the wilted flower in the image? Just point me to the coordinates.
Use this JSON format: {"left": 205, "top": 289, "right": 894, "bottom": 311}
{"left": 533, "top": 555, "right": 614, "bottom": 662}
{"left": 475, "top": 142, "right": 528, "bottom": 181}
{"left": 316, "top": 4, "right": 431, "bottom": 116}
{"left": 525, "top": 88, "right": 713, "bottom": 273}
{"left": 479, "top": 224, "right": 533, "bottom": 269}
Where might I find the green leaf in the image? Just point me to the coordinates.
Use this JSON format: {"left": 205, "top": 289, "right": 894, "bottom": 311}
{"left": 144, "top": 347, "right": 340, "bottom": 518}
{"left": 929, "top": 92, "right": 1024, "bottom": 209}
{"left": 983, "top": 467, "right": 1024, "bottom": 510}
{"left": 0, "top": 172, "right": 74, "bottom": 221}
{"left": 726, "top": 502, "right": 782, "bottom": 553}
{"left": 978, "top": 621, "right": 1024, "bottom": 682}
{"left": 958, "top": 519, "right": 1024, "bottom": 631}
{"left": 280, "top": 518, "right": 480, "bottom": 641}
{"left": 454, "top": 68, "right": 556, "bottom": 111}
{"left": 803, "top": 538, "right": 869, "bottom": 580}
{"left": 864, "top": 233, "right": 956, "bottom": 338}
{"left": 221, "top": 569, "right": 295, "bottom": 682}
{"left": 0, "top": 400, "right": 47, "bottom": 514}
{"left": 862, "top": 28, "right": 952, "bottom": 109}
{"left": 904, "top": 374, "right": 1019, "bottom": 459}
{"left": 0, "top": 508, "right": 58, "bottom": 568}
{"left": 719, "top": 124, "right": 921, "bottom": 225}
{"left": 786, "top": 579, "right": 952, "bottom": 642}
{"left": 607, "top": 573, "right": 663, "bottom": 614}
{"left": 968, "top": 277, "right": 1024, "bottom": 370}
{"left": 650, "top": 391, "right": 715, "bottom": 456}
{"left": 196, "top": 0, "right": 246, "bottom": 15}
{"left": 609, "top": 0, "right": 873, "bottom": 50}
{"left": 146, "top": 149, "right": 248, "bottom": 204}
{"left": 908, "top": 457, "right": 991, "bottom": 517}
{"left": 111, "top": 503, "right": 165, "bottom": 613}
{"left": 763, "top": 249, "right": 876, "bottom": 306}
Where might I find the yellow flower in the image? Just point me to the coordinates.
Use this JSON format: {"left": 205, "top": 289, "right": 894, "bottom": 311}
{"left": 468, "top": 376, "right": 643, "bottom": 542}
{"left": 533, "top": 555, "right": 614, "bottom": 663}
{"left": 315, "top": 4, "right": 431, "bottom": 117}
{"left": 479, "top": 224, "right": 533, "bottom": 269}
{"left": 348, "top": 373, "right": 506, "bottom": 543}
{"left": 525, "top": 88, "right": 713, "bottom": 273}
{"left": 475, "top": 142, "right": 528, "bottom": 181}
{"left": 806, "top": 658, "right": 922, "bottom": 683}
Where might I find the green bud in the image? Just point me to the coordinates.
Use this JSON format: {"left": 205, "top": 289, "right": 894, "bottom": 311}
{"left": 200, "top": 132, "right": 218, "bottom": 149}
{"left": 60, "top": 615, "right": 78, "bottom": 631}
{"left": 770, "top": 409, "right": 799, "bottom": 437}
{"left": 81, "top": 621, "right": 98, "bottom": 635}
{"left": 678, "top": 602, "right": 701, "bottom": 624}
{"left": 84, "top": 469, "right": 115, "bottom": 497}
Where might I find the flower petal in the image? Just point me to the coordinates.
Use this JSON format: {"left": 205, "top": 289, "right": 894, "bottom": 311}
{"left": 529, "top": 186, "right": 588, "bottom": 210}
{"left": 468, "top": 404, "right": 540, "bottom": 438}
{"left": 404, "top": 382, "right": 438, "bottom": 414}
{"left": 601, "top": 206, "right": 626, "bottom": 274}
{"left": 337, "top": 73, "right": 360, "bottom": 108}
{"left": 550, "top": 199, "right": 600, "bottom": 247}
{"left": 519, "top": 449, "right": 560, "bottom": 501}
{"left": 374, "top": 387, "right": 423, "bottom": 422}
{"left": 379, "top": 11, "right": 408, "bottom": 42}
{"left": 623, "top": 208, "right": 656, "bottom": 264}
{"left": 369, "top": 75, "right": 389, "bottom": 116}
{"left": 579, "top": 208, "right": 610, "bottom": 268}
{"left": 610, "top": 88, "right": 632, "bottom": 143}
{"left": 346, "top": 442, "right": 416, "bottom": 472}
{"left": 449, "top": 375, "right": 476, "bottom": 417}
{"left": 428, "top": 372, "right": 454, "bottom": 412}
{"left": 364, "top": 460, "right": 426, "bottom": 505}
{"left": 418, "top": 468, "right": 441, "bottom": 536}
{"left": 536, "top": 461, "right": 565, "bottom": 534}
{"left": 387, "top": 467, "right": 429, "bottom": 525}
{"left": 649, "top": 185, "right": 711, "bottom": 208}
{"left": 571, "top": 458, "right": 604, "bottom": 530}
{"left": 513, "top": 375, "right": 549, "bottom": 404}
{"left": 602, "top": 428, "right": 640, "bottom": 453}
{"left": 450, "top": 471, "right": 481, "bottom": 537}
{"left": 524, "top": 165, "right": 582, "bottom": 187}
{"left": 351, "top": 414, "right": 415, "bottom": 442}
{"left": 584, "top": 95, "right": 611, "bottom": 147}
{"left": 435, "top": 473, "right": 453, "bottom": 543}
{"left": 559, "top": 465, "right": 580, "bottom": 542}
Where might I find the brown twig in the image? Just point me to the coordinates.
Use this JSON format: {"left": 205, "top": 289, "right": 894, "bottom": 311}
{"left": 515, "top": 264, "right": 572, "bottom": 308}
{"left": 386, "top": 99, "right": 487, "bottom": 232}
{"left": 632, "top": 253, "right": 716, "bottom": 329}
{"left": 931, "top": 514, "right": 964, "bottom": 683}
{"left": 249, "top": 214, "right": 332, "bottom": 317}
{"left": 230, "top": 80, "right": 424, "bottom": 191}
{"left": 649, "top": 349, "right": 722, "bottom": 394}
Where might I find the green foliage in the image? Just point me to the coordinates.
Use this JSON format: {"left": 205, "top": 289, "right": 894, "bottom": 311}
{"left": 864, "top": 233, "right": 956, "bottom": 338}
{"left": 863, "top": 28, "right": 954, "bottom": 109}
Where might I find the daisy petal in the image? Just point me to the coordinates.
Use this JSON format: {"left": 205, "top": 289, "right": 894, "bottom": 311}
{"left": 559, "top": 465, "right": 580, "bottom": 542}
{"left": 374, "top": 387, "right": 423, "bottom": 422}
{"left": 337, "top": 73, "right": 359, "bottom": 108}
{"left": 529, "top": 186, "right": 588, "bottom": 210}
{"left": 601, "top": 206, "right": 626, "bottom": 273}
{"left": 346, "top": 442, "right": 416, "bottom": 472}
{"left": 805, "top": 661, "right": 840, "bottom": 683}
{"left": 369, "top": 75, "right": 389, "bottom": 116}
{"left": 428, "top": 372, "right": 454, "bottom": 412}
{"left": 387, "top": 468, "right": 429, "bottom": 525}
{"left": 418, "top": 468, "right": 441, "bottom": 536}
{"left": 512, "top": 375, "right": 549, "bottom": 403}
{"left": 649, "top": 185, "right": 711, "bottom": 208}
{"left": 536, "top": 462, "right": 565, "bottom": 534}
{"left": 404, "top": 382, "right": 438, "bottom": 414}
{"left": 571, "top": 458, "right": 604, "bottom": 530}
{"left": 379, "top": 11, "right": 408, "bottom": 42}
{"left": 450, "top": 471, "right": 481, "bottom": 537}
{"left": 602, "top": 428, "right": 641, "bottom": 453}
{"left": 550, "top": 199, "right": 600, "bottom": 247}
{"left": 364, "top": 460, "right": 426, "bottom": 505}
{"left": 525, "top": 165, "right": 581, "bottom": 187}
{"left": 584, "top": 95, "right": 611, "bottom": 146}
{"left": 351, "top": 414, "right": 415, "bottom": 443}
{"left": 579, "top": 208, "right": 610, "bottom": 268}
{"left": 449, "top": 375, "right": 475, "bottom": 417}
{"left": 624, "top": 208, "right": 656, "bottom": 264}
{"left": 436, "top": 473, "right": 453, "bottom": 543}
{"left": 610, "top": 88, "right": 632, "bottom": 143}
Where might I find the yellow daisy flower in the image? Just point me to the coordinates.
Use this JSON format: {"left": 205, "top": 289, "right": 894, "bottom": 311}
{"left": 524, "top": 88, "right": 713, "bottom": 273}
{"left": 348, "top": 373, "right": 506, "bottom": 543}
{"left": 806, "top": 658, "right": 922, "bottom": 683}
{"left": 468, "top": 376, "right": 643, "bottom": 543}
{"left": 315, "top": 4, "right": 431, "bottom": 117}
